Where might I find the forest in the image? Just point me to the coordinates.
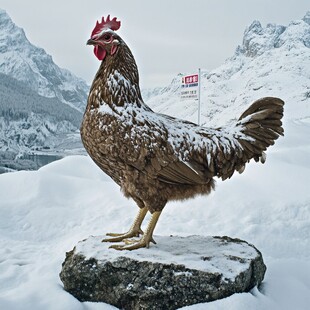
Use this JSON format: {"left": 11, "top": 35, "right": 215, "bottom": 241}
{"left": 0, "top": 73, "right": 82, "bottom": 127}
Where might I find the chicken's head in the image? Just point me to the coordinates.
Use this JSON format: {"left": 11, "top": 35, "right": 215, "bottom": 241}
{"left": 87, "top": 15, "right": 121, "bottom": 61}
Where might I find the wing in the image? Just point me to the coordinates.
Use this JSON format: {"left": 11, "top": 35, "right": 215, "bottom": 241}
{"left": 127, "top": 97, "right": 284, "bottom": 185}
{"left": 128, "top": 111, "right": 245, "bottom": 185}
{"left": 129, "top": 142, "right": 208, "bottom": 185}
{"left": 150, "top": 159, "right": 207, "bottom": 185}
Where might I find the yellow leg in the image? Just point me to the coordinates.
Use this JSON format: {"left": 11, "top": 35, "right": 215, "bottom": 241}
{"left": 110, "top": 211, "right": 162, "bottom": 251}
{"left": 102, "top": 207, "right": 148, "bottom": 243}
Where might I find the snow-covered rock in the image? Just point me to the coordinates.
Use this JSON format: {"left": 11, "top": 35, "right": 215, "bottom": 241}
{"left": 60, "top": 235, "right": 266, "bottom": 310}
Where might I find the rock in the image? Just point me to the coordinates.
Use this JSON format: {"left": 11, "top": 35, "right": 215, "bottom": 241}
{"left": 60, "top": 235, "right": 266, "bottom": 310}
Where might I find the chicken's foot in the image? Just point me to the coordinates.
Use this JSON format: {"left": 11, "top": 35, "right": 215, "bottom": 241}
{"left": 110, "top": 211, "right": 161, "bottom": 250}
{"left": 102, "top": 207, "right": 148, "bottom": 243}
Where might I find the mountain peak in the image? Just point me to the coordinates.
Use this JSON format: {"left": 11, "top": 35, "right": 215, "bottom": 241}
{"left": 0, "top": 9, "right": 24, "bottom": 33}
{"left": 239, "top": 12, "right": 310, "bottom": 58}
{"left": 302, "top": 11, "right": 310, "bottom": 25}
{"left": 0, "top": 9, "right": 88, "bottom": 111}
{"left": 0, "top": 12, "right": 29, "bottom": 56}
{"left": 0, "top": 9, "right": 89, "bottom": 156}
{"left": 246, "top": 20, "right": 263, "bottom": 34}
{"left": 241, "top": 20, "right": 286, "bottom": 57}
{"left": 144, "top": 12, "right": 310, "bottom": 127}
{"left": 0, "top": 8, "right": 9, "bottom": 19}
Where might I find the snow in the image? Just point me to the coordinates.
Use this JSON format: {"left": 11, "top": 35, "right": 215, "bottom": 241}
{"left": 97, "top": 98, "right": 250, "bottom": 166}
{"left": 0, "top": 10, "right": 88, "bottom": 156}
{"left": 75, "top": 235, "right": 260, "bottom": 281}
{"left": 145, "top": 13, "right": 310, "bottom": 128}
{"left": 0, "top": 9, "right": 88, "bottom": 112}
{"left": 0, "top": 118, "right": 310, "bottom": 310}
{"left": 1, "top": 11, "right": 310, "bottom": 310}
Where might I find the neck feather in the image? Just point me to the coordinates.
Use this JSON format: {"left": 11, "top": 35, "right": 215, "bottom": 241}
{"left": 88, "top": 42, "right": 143, "bottom": 110}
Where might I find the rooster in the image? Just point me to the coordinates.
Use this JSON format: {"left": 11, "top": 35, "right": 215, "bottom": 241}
{"left": 81, "top": 16, "right": 284, "bottom": 250}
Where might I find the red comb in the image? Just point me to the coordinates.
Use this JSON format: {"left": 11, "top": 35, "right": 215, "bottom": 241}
{"left": 91, "top": 15, "right": 121, "bottom": 37}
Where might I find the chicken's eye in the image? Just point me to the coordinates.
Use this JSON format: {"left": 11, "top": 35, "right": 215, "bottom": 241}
{"left": 102, "top": 34, "right": 112, "bottom": 42}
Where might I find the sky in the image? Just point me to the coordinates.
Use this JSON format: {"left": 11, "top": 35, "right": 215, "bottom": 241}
{"left": 0, "top": 0, "right": 309, "bottom": 88}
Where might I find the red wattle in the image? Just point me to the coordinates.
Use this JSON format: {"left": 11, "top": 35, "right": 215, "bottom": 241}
{"left": 94, "top": 46, "right": 107, "bottom": 61}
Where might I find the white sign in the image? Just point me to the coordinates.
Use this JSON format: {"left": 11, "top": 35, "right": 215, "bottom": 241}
{"left": 180, "top": 74, "right": 199, "bottom": 100}
{"left": 180, "top": 70, "right": 202, "bottom": 125}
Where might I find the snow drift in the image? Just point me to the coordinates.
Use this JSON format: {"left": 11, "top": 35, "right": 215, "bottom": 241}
{"left": 0, "top": 117, "right": 309, "bottom": 309}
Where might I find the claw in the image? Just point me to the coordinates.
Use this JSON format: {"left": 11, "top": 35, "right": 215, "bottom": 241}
{"left": 102, "top": 230, "right": 143, "bottom": 243}
{"left": 106, "top": 232, "right": 125, "bottom": 237}
{"left": 103, "top": 210, "right": 161, "bottom": 251}
{"left": 106, "top": 228, "right": 144, "bottom": 238}
{"left": 106, "top": 212, "right": 161, "bottom": 251}
{"left": 120, "top": 234, "right": 155, "bottom": 246}
{"left": 109, "top": 237, "right": 151, "bottom": 251}
{"left": 123, "top": 238, "right": 139, "bottom": 245}
{"left": 102, "top": 208, "right": 147, "bottom": 243}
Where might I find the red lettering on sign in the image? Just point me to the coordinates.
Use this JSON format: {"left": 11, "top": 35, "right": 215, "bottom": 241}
{"left": 183, "top": 74, "right": 199, "bottom": 85}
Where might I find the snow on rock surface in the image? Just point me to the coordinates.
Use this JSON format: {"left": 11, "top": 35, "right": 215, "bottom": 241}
{"left": 60, "top": 235, "right": 266, "bottom": 310}
{"left": 73, "top": 235, "right": 260, "bottom": 277}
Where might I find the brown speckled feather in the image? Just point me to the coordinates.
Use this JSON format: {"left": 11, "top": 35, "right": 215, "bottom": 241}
{"left": 81, "top": 30, "right": 284, "bottom": 213}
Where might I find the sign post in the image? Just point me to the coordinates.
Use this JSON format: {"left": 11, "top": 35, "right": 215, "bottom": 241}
{"left": 198, "top": 68, "right": 201, "bottom": 126}
{"left": 180, "top": 70, "right": 202, "bottom": 125}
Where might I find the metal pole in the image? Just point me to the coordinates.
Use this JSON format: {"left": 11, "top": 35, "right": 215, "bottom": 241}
{"left": 198, "top": 68, "right": 201, "bottom": 126}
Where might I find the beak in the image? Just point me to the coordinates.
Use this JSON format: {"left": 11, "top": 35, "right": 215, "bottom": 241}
{"left": 86, "top": 38, "right": 97, "bottom": 45}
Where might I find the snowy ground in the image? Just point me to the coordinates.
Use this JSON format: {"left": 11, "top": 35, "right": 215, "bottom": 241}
{"left": 0, "top": 118, "right": 310, "bottom": 310}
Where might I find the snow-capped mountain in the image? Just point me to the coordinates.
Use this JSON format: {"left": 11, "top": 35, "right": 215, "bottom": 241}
{"left": 0, "top": 9, "right": 88, "bottom": 112}
{"left": 0, "top": 9, "right": 89, "bottom": 168}
{"left": 0, "top": 73, "right": 82, "bottom": 151}
{"left": 144, "top": 12, "right": 310, "bottom": 127}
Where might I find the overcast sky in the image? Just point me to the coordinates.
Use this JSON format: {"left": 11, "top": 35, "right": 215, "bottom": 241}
{"left": 0, "top": 0, "right": 309, "bottom": 88}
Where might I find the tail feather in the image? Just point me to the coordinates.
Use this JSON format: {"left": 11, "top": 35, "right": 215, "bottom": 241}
{"left": 215, "top": 97, "right": 284, "bottom": 181}
{"left": 237, "top": 97, "right": 284, "bottom": 165}
{"left": 187, "top": 97, "right": 284, "bottom": 181}
{"left": 238, "top": 96, "right": 284, "bottom": 139}
{"left": 238, "top": 97, "right": 284, "bottom": 120}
